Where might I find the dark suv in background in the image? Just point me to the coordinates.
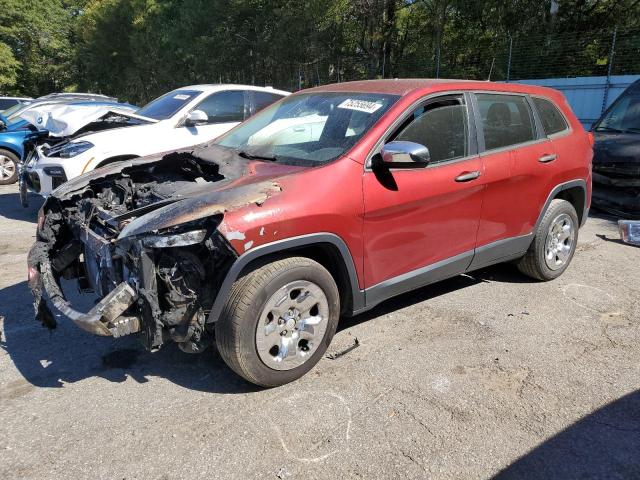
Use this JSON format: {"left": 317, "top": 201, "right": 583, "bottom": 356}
{"left": 592, "top": 79, "right": 640, "bottom": 218}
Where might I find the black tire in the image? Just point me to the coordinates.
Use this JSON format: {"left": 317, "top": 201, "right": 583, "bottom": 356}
{"left": 215, "top": 256, "right": 340, "bottom": 387}
{"left": 0, "top": 149, "right": 19, "bottom": 185}
{"left": 517, "top": 199, "right": 579, "bottom": 281}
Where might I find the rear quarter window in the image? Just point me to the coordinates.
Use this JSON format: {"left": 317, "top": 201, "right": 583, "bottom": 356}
{"left": 533, "top": 97, "right": 568, "bottom": 136}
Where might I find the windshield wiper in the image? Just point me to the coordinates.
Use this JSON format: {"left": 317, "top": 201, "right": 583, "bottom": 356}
{"left": 595, "top": 126, "right": 623, "bottom": 133}
{"left": 237, "top": 150, "right": 278, "bottom": 161}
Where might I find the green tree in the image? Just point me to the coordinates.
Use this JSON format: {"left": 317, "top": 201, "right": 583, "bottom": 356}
{"left": 0, "top": 41, "right": 19, "bottom": 91}
{"left": 0, "top": 0, "right": 84, "bottom": 96}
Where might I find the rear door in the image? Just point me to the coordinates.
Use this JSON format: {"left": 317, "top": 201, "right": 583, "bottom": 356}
{"left": 362, "top": 93, "right": 484, "bottom": 291}
{"left": 470, "top": 92, "right": 555, "bottom": 267}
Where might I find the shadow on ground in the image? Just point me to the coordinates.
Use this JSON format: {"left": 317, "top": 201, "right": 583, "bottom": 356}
{"left": 340, "top": 262, "right": 533, "bottom": 332}
{"left": 1, "top": 262, "right": 525, "bottom": 395}
{"left": 0, "top": 191, "right": 43, "bottom": 222}
{"left": 0, "top": 280, "right": 257, "bottom": 395}
{"left": 494, "top": 389, "right": 640, "bottom": 479}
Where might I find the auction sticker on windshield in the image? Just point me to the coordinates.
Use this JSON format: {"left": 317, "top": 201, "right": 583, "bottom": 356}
{"left": 173, "top": 94, "right": 192, "bottom": 100}
{"left": 337, "top": 99, "right": 383, "bottom": 114}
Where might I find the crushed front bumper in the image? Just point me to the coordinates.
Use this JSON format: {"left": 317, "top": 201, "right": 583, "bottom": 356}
{"left": 28, "top": 241, "right": 141, "bottom": 337}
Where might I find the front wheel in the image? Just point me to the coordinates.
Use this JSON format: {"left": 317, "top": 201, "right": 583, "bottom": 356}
{"left": 215, "top": 257, "right": 340, "bottom": 387}
{"left": 0, "top": 149, "right": 19, "bottom": 185}
{"left": 517, "top": 199, "right": 579, "bottom": 281}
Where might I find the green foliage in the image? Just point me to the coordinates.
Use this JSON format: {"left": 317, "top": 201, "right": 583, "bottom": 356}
{"left": 0, "top": 0, "right": 638, "bottom": 100}
{"left": 0, "top": 0, "right": 86, "bottom": 95}
{"left": 0, "top": 41, "right": 19, "bottom": 91}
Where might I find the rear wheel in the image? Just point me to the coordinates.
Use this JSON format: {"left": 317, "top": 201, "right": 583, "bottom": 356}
{"left": 517, "top": 199, "right": 579, "bottom": 281}
{"left": 0, "top": 149, "right": 18, "bottom": 185}
{"left": 215, "top": 257, "right": 340, "bottom": 387}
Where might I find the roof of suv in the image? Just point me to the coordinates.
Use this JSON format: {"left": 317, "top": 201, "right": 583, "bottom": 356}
{"left": 177, "top": 84, "right": 290, "bottom": 95}
{"left": 305, "top": 78, "right": 560, "bottom": 98}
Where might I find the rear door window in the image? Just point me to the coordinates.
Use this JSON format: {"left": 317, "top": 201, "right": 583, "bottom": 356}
{"left": 476, "top": 93, "right": 536, "bottom": 150}
{"left": 533, "top": 97, "right": 568, "bottom": 135}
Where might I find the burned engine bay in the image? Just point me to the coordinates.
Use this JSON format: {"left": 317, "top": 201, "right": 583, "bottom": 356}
{"left": 28, "top": 149, "right": 283, "bottom": 353}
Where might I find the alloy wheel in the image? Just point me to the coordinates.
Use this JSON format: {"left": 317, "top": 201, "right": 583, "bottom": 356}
{"left": 544, "top": 213, "right": 575, "bottom": 270}
{"left": 255, "top": 280, "right": 329, "bottom": 370}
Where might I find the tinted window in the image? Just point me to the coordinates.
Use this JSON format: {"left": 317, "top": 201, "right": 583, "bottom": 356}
{"left": 254, "top": 91, "right": 284, "bottom": 113}
{"left": 2, "top": 102, "right": 24, "bottom": 118}
{"left": 195, "top": 90, "right": 245, "bottom": 123}
{"left": 136, "top": 89, "right": 200, "bottom": 120}
{"left": 0, "top": 99, "right": 18, "bottom": 110}
{"left": 476, "top": 93, "right": 535, "bottom": 150}
{"left": 533, "top": 97, "right": 568, "bottom": 135}
{"left": 595, "top": 94, "right": 640, "bottom": 133}
{"left": 393, "top": 95, "right": 468, "bottom": 164}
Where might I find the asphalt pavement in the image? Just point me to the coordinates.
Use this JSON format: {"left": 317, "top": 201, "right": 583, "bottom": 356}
{"left": 1, "top": 183, "right": 639, "bottom": 479}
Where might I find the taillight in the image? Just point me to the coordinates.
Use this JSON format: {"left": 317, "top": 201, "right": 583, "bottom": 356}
{"left": 587, "top": 132, "right": 595, "bottom": 147}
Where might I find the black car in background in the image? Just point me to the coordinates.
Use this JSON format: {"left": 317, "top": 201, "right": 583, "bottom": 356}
{"left": 592, "top": 80, "right": 640, "bottom": 218}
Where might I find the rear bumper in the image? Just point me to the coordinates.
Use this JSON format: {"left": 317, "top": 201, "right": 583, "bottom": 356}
{"left": 28, "top": 241, "right": 140, "bottom": 337}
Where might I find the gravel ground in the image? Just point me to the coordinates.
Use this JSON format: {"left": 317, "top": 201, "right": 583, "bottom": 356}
{"left": 1, "top": 183, "right": 639, "bottom": 480}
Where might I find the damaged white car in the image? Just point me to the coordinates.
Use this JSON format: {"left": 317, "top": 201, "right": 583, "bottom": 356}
{"left": 21, "top": 84, "right": 288, "bottom": 199}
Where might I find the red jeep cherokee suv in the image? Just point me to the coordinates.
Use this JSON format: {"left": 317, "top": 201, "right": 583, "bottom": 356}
{"left": 29, "top": 79, "right": 592, "bottom": 387}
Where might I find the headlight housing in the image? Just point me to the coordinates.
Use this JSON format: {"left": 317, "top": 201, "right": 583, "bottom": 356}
{"left": 141, "top": 229, "right": 208, "bottom": 248}
{"left": 50, "top": 141, "right": 94, "bottom": 158}
{"left": 619, "top": 220, "right": 640, "bottom": 246}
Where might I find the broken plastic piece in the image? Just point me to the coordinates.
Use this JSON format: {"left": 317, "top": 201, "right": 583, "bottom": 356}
{"left": 619, "top": 220, "right": 640, "bottom": 246}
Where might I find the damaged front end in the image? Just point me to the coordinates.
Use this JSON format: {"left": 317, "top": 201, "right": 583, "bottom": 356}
{"left": 27, "top": 149, "right": 280, "bottom": 353}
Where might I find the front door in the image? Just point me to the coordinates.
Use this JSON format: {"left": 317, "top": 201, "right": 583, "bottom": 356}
{"left": 362, "top": 93, "right": 484, "bottom": 298}
{"left": 175, "top": 90, "right": 248, "bottom": 147}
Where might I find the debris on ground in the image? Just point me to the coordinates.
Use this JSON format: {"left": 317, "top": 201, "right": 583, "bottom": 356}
{"left": 326, "top": 337, "right": 360, "bottom": 360}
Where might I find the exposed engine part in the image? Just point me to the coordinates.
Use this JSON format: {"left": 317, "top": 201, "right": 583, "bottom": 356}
{"left": 157, "top": 250, "right": 205, "bottom": 313}
{"left": 27, "top": 149, "right": 281, "bottom": 353}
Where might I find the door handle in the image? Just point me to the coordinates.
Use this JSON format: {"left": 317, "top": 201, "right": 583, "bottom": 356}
{"left": 292, "top": 126, "right": 307, "bottom": 132}
{"left": 455, "top": 171, "right": 481, "bottom": 182}
{"left": 539, "top": 153, "right": 557, "bottom": 163}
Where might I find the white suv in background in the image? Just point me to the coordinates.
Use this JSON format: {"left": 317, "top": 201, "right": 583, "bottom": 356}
{"left": 23, "top": 84, "right": 288, "bottom": 196}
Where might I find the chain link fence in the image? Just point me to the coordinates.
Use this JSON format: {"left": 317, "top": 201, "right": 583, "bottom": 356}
{"left": 274, "top": 28, "right": 640, "bottom": 91}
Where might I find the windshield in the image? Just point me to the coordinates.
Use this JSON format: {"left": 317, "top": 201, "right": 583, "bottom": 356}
{"left": 2, "top": 102, "right": 27, "bottom": 119}
{"left": 595, "top": 93, "right": 640, "bottom": 133}
{"left": 136, "top": 89, "right": 200, "bottom": 120}
{"left": 216, "top": 92, "right": 399, "bottom": 164}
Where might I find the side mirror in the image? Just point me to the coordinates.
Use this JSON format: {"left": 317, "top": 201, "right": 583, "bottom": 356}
{"left": 184, "top": 110, "right": 209, "bottom": 127}
{"left": 379, "top": 141, "right": 430, "bottom": 167}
